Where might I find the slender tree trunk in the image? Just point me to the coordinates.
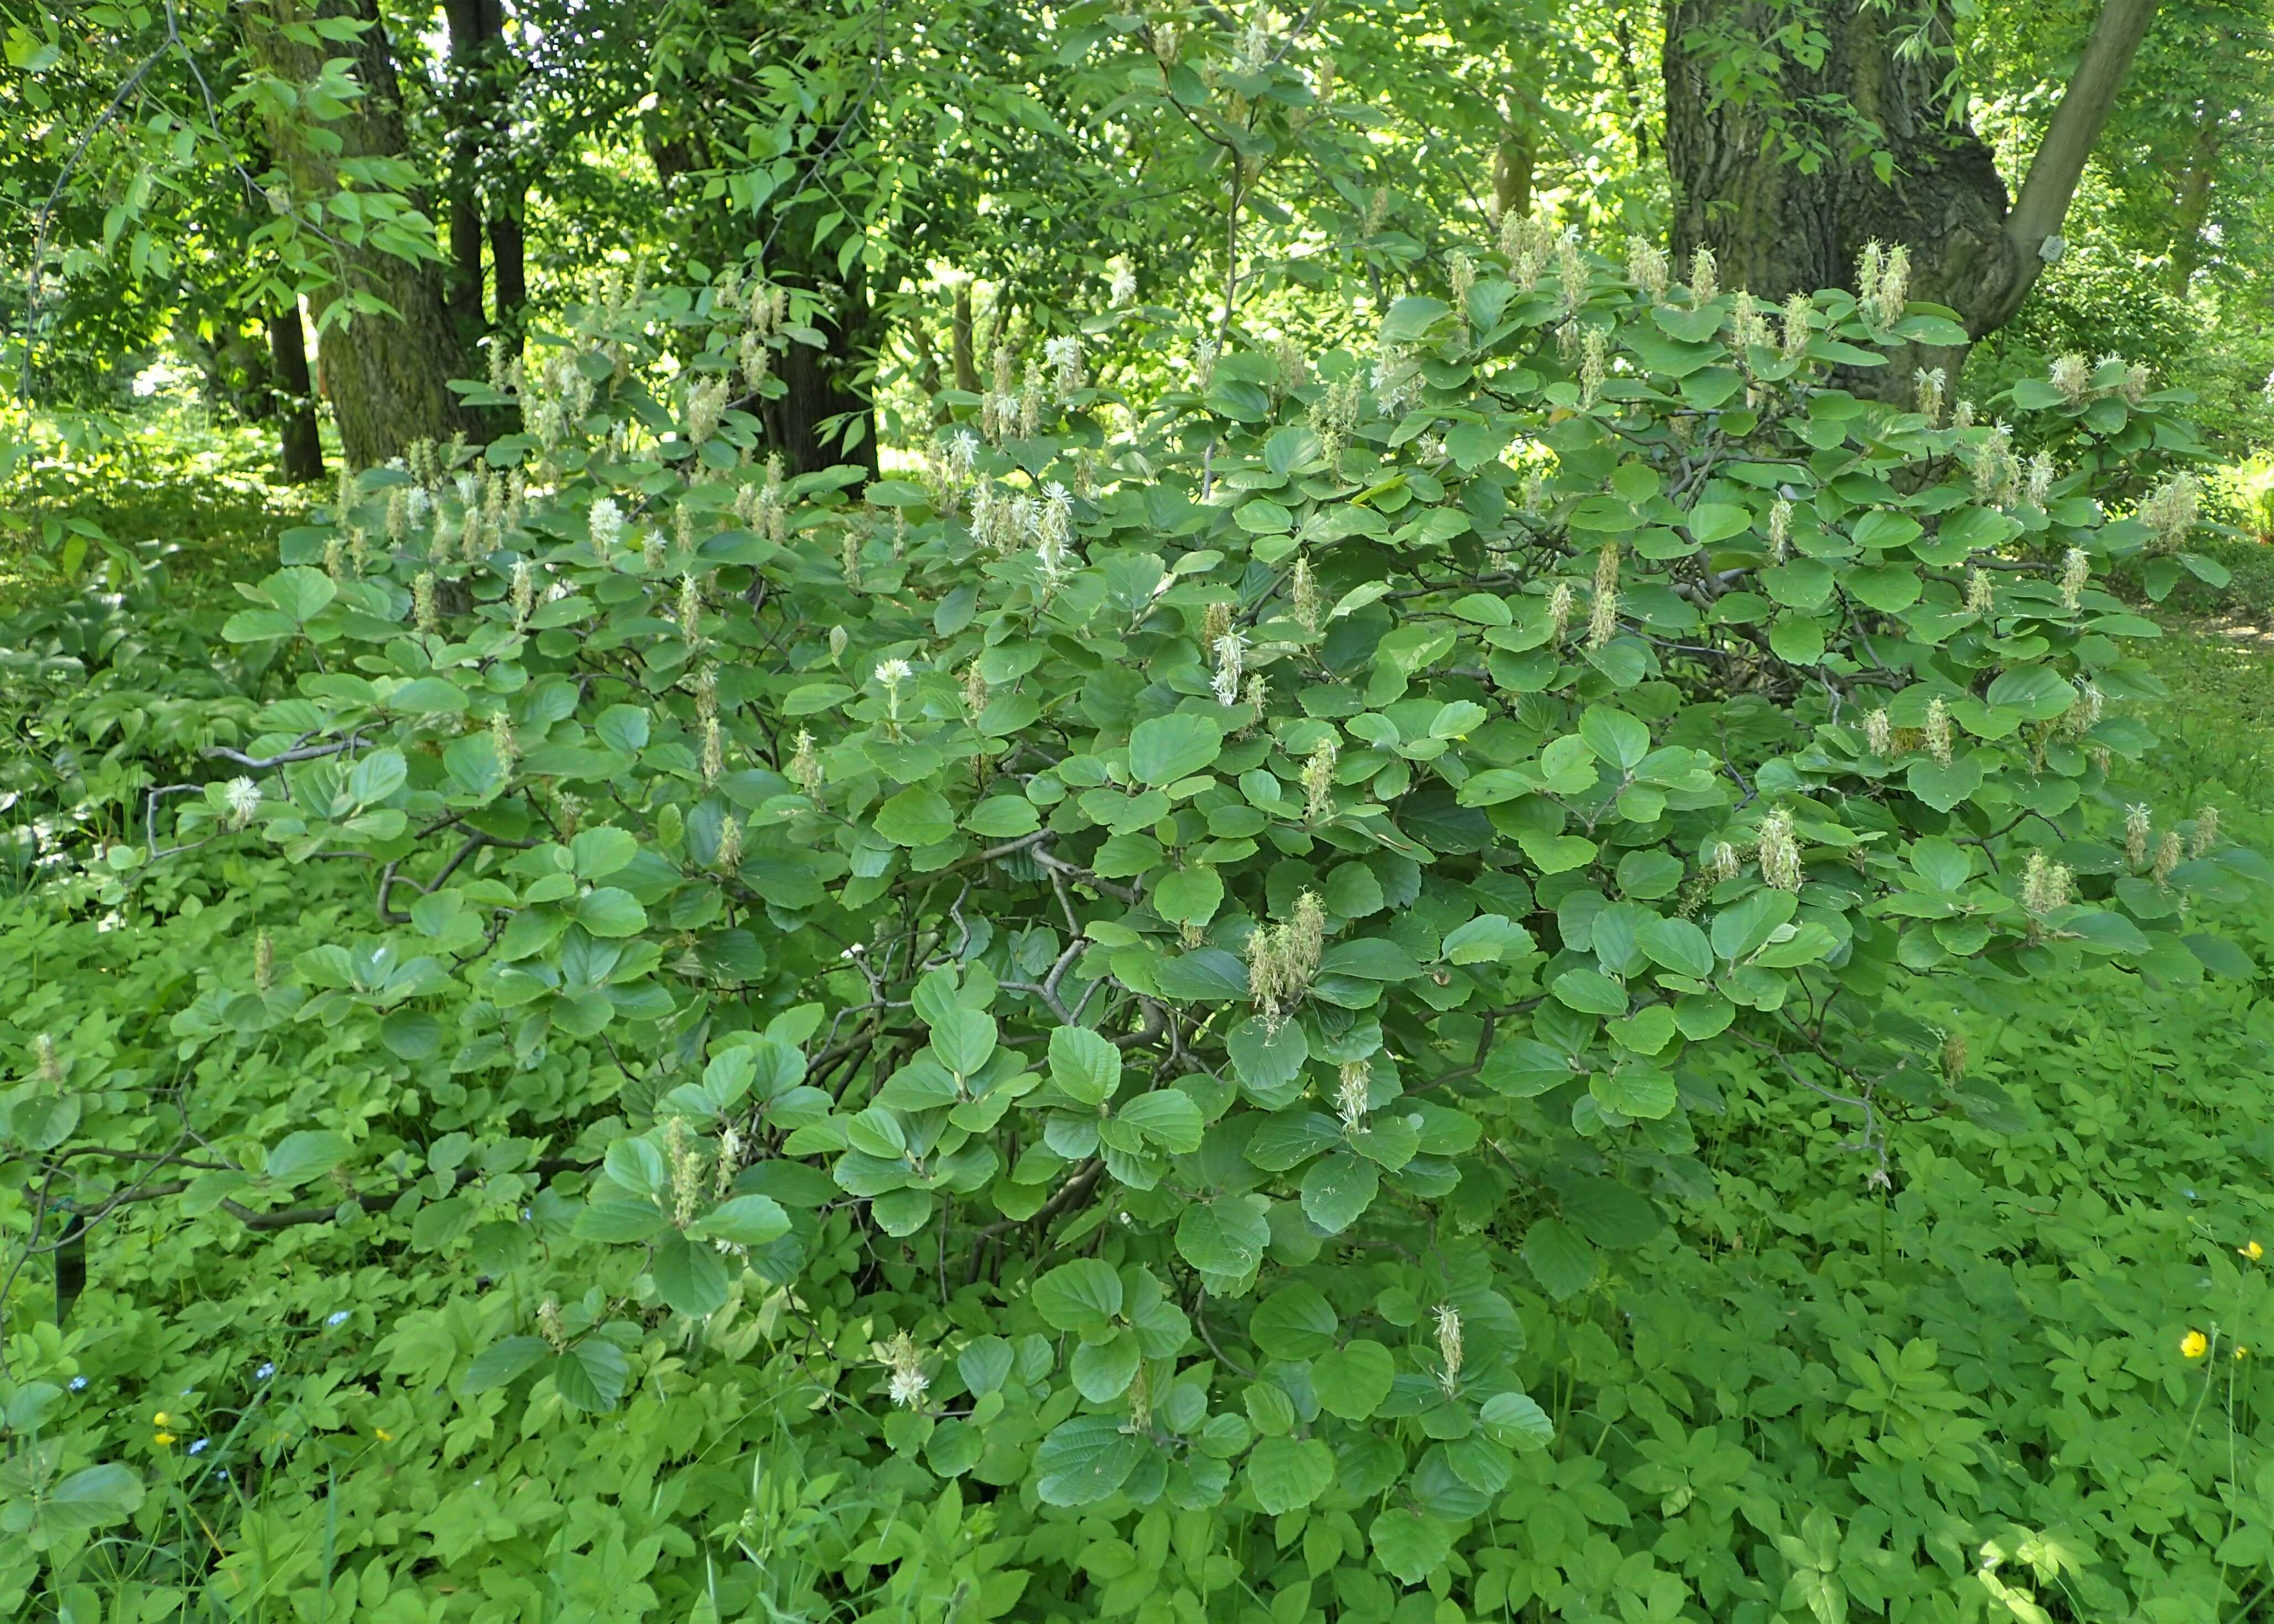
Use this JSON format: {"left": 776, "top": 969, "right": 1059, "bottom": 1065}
{"left": 249, "top": 0, "right": 475, "bottom": 467}
{"left": 951, "top": 283, "right": 980, "bottom": 394}
{"left": 1492, "top": 124, "right": 1536, "bottom": 224}
{"left": 490, "top": 210, "right": 527, "bottom": 334}
{"left": 269, "top": 301, "right": 326, "bottom": 482}
{"left": 445, "top": 178, "right": 486, "bottom": 339}
{"left": 2166, "top": 112, "right": 2221, "bottom": 294}
{"left": 1664, "top": 0, "right": 2161, "bottom": 388}
{"left": 444, "top": 0, "right": 521, "bottom": 344}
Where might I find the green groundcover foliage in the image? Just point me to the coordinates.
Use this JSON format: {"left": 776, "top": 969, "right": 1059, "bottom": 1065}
{"left": 7, "top": 235, "right": 2274, "bottom": 1621}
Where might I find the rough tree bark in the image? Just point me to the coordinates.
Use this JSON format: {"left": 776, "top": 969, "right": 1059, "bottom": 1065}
{"left": 442, "top": 0, "right": 525, "bottom": 343}
{"left": 268, "top": 301, "right": 326, "bottom": 482}
{"left": 248, "top": 0, "right": 476, "bottom": 467}
{"left": 2165, "top": 108, "right": 2223, "bottom": 294}
{"left": 1664, "top": 0, "right": 2161, "bottom": 387}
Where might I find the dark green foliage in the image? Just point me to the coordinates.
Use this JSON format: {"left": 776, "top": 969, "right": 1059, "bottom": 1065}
{"left": 7, "top": 228, "right": 2274, "bottom": 1617}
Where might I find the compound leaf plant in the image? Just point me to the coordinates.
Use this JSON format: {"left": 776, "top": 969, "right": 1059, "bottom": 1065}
{"left": 7, "top": 230, "right": 2265, "bottom": 1611}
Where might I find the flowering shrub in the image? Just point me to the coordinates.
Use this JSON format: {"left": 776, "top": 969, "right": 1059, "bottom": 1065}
{"left": 7, "top": 232, "right": 2273, "bottom": 1613}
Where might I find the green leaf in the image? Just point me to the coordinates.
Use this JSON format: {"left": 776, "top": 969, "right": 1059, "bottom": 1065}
{"left": 689, "top": 1193, "right": 790, "bottom": 1246}
{"left": 1250, "top": 1284, "right": 1338, "bottom": 1360}
{"left": 1071, "top": 1329, "right": 1142, "bottom": 1401}
{"left": 874, "top": 785, "right": 959, "bottom": 846}
{"left": 1049, "top": 1025, "right": 1122, "bottom": 1105}
{"left": 1381, "top": 295, "right": 1451, "bottom": 343}
{"left": 570, "top": 826, "right": 639, "bottom": 879}
{"left": 1370, "top": 1508, "right": 1454, "bottom": 1585}
{"left": 574, "top": 887, "right": 647, "bottom": 937}
{"left": 1312, "top": 1339, "right": 1395, "bottom": 1420}
{"left": 651, "top": 1231, "right": 731, "bottom": 1317}
{"left": 929, "top": 1006, "right": 998, "bottom": 1076}
{"left": 1299, "top": 1152, "right": 1380, "bottom": 1234}
{"left": 1523, "top": 1217, "right": 1596, "bottom": 1298}
{"left": 1579, "top": 705, "right": 1650, "bottom": 770}
{"left": 1120, "top": 1090, "right": 1204, "bottom": 1153}
{"left": 1685, "top": 502, "right": 1750, "bottom": 543}
{"left": 1560, "top": 1177, "right": 1663, "bottom": 1247}
{"left": 1318, "top": 938, "right": 1424, "bottom": 980}
{"left": 1227, "top": 1016, "right": 1309, "bottom": 1105}
{"left": 2185, "top": 933, "right": 2254, "bottom": 978}
{"left": 1247, "top": 1435, "right": 1335, "bottom": 1514}
{"left": 1590, "top": 1064, "right": 1677, "bottom": 1119}
{"left": 265, "top": 1130, "right": 350, "bottom": 1187}
{"left": 1128, "top": 713, "right": 1224, "bottom": 785}
{"left": 1479, "top": 1392, "right": 1555, "bottom": 1451}
{"left": 965, "top": 797, "right": 1040, "bottom": 837}
{"left": 1035, "top": 1415, "right": 1143, "bottom": 1506}
{"left": 28, "top": 1462, "right": 145, "bottom": 1538}
{"left": 1769, "top": 613, "right": 1826, "bottom": 664}
{"left": 464, "top": 1336, "right": 550, "bottom": 1393}
{"left": 1175, "top": 1195, "right": 1270, "bottom": 1279}
{"left": 222, "top": 608, "right": 300, "bottom": 642}
{"left": 1153, "top": 865, "right": 1225, "bottom": 925}
{"left": 262, "top": 565, "right": 337, "bottom": 622}
{"left": 1637, "top": 915, "right": 1713, "bottom": 979}
{"left": 1033, "top": 1258, "right": 1123, "bottom": 1330}
{"left": 1906, "top": 756, "right": 1984, "bottom": 813}
{"left": 574, "top": 1198, "right": 670, "bottom": 1243}
{"left": 1552, "top": 968, "right": 1628, "bottom": 1015}
{"left": 551, "top": 1340, "right": 629, "bottom": 1413}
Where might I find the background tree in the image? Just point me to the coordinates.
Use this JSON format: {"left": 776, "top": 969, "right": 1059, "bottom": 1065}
{"left": 242, "top": 0, "right": 475, "bottom": 465}
{"left": 1663, "top": 0, "right": 2161, "bottom": 386}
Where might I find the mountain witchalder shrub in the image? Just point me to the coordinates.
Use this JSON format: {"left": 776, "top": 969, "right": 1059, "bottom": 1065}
{"left": 174, "top": 234, "right": 2270, "bottom": 1594}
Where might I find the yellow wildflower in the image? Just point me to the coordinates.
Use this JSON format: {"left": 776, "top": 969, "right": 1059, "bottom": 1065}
{"left": 2236, "top": 1346, "right": 2251, "bottom": 1361}
{"left": 2181, "top": 1330, "right": 2209, "bottom": 1359}
{"left": 374, "top": 1427, "right": 394, "bottom": 1442}
{"left": 154, "top": 1432, "right": 175, "bottom": 1446}
{"left": 2241, "top": 1240, "right": 2264, "bottom": 1262}
{"left": 152, "top": 1411, "right": 172, "bottom": 1428}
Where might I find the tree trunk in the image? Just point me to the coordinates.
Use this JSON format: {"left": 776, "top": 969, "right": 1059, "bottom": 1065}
{"left": 1664, "top": 0, "right": 2160, "bottom": 387}
{"left": 951, "top": 283, "right": 980, "bottom": 394}
{"left": 249, "top": 0, "right": 475, "bottom": 467}
{"left": 2165, "top": 111, "right": 2221, "bottom": 294}
{"left": 269, "top": 301, "right": 326, "bottom": 482}
{"left": 490, "top": 210, "right": 527, "bottom": 334}
{"left": 767, "top": 264, "right": 882, "bottom": 480}
{"left": 444, "top": 0, "right": 521, "bottom": 343}
{"left": 445, "top": 178, "right": 486, "bottom": 339}
{"left": 645, "top": 118, "right": 881, "bottom": 480}
{"left": 1492, "top": 124, "right": 1535, "bottom": 224}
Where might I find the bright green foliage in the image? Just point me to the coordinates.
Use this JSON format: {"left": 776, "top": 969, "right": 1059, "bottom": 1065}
{"left": 6, "top": 232, "right": 2274, "bottom": 1617}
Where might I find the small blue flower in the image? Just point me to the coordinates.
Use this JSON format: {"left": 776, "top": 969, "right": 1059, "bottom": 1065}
{"left": 326, "top": 1311, "right": 351, "bottom": 1327}
{"left": 189, "top": 1439, "right": 209, "bottom": 1456}
{"left": 255, "top": 1362, "right": 275, "bottom": 1381}
{"left": 69, "top": 1376, "right": 87, "bottom": 1392}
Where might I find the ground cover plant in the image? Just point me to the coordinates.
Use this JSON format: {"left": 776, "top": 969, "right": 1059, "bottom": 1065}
{"left": 7, "top": 218, "right": 2274, "bottom": 1623}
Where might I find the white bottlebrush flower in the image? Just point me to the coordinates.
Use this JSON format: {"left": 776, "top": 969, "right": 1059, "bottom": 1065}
{"left": 225, "top": 777, "right": 262, "bottom": 829}
{"left": 1044, "top": 334, "right": 1085, "bottom": 397}
{"left": 1109, "top": 259, "right": 1137, "bottom": 305}
{"left": 588, "top": 497, "right": 624, "bottom": 558}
